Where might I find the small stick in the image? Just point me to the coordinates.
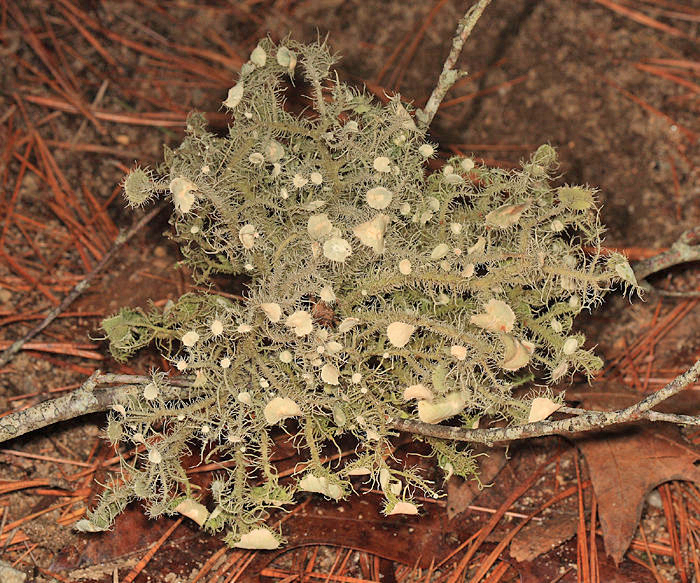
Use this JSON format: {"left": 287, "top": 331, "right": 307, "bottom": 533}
{"left": 1, "top": 360, "right": 698, "bottom": 445}
{"left": 390, "top": 358, "right": 700, "bottom": 443}
{"left": 417, "top": 0, "right": 492, "bottom": 130}
{"left": 0, "top": 204, "right": 165, "bottom": 369}
{"left": 0, "top": 372, "right": 193, "bottom": 442}
{"left": 632, "top": 225, "right": 700, "bottom": 282}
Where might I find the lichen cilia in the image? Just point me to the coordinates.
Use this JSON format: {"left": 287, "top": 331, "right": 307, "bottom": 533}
{"left": 78, "top": 37, "right": 637, "bottom": 549}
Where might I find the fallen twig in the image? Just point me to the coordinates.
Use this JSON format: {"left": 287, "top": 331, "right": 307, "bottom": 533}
{"left": 0, "top": 204, "right": 165, "bottom": 369}
{"left": 417, "top": 0, "right": 492, "bottom": 129}
{"left": 1, "top": 359, "right": 698, "bottom": 445}
{"left": 632, "top": 225, "right": 700, "bottom": 282}
{"left": 391, "top": 358, "right": 700, "bottom": 443}
{"left": 0, "top": 372, "right": 194, "bottom": 443}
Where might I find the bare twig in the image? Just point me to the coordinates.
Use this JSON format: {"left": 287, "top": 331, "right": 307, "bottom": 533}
{"left": 0, "top": 204, "right": 166, "bottom": 369}
{"left": 1, "top": 360, "right": 698, "bottom": 445}
{"left": 558, "top": 406, "right": 700, "bottom": 425}
{"left": 632, "top": 226, "right": 700, "bottom": 282}
{"left": 629, "top": 226, "right": 700, "bottom": 297}
{"left": 417, "top": 0, "right": 492, "bottom": 130}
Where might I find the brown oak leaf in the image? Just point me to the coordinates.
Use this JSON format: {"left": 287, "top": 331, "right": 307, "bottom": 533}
{"left": 572, "top": 423, "right": 700, "bottom": 563}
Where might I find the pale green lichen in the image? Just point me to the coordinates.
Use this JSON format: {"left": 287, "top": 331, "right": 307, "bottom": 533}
{"left": 80, "top": 38, "right": 637, "bottom": 546}
{"left": 122, "top": 167, "right": 157, "bottom": 208}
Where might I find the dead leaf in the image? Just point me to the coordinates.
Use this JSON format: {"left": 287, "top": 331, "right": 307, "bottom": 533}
{"left": 515, "top": 538, "right": 657, "bottom": 583}
{"left": 245, "top": 493, "right": 444, "bottom": 573}
{"left": 446, "top": 447, "right": 508, "bottom": 519}
{"left": 573, "top": 423, "right": 700, "bottom": 564}
{"left": 53, "top": 506, "right": 187, "bottom": 572}
{"left": 509, "top": 510, "right": 577, "bottom": 562}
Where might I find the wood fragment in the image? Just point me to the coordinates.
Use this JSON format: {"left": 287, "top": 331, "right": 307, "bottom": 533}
{"left": 418, "top": 0, "right": 492, "bottom": 129}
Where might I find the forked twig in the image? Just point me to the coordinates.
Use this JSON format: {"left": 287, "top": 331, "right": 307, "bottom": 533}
{"left": 632, "top": 226, "right": 700, "bottom": 297}
{"left": 390, "top": 358, "right": 700, "bottom": 443}
{"left": 1, "top": 360, "right": 698, "bottom": 445}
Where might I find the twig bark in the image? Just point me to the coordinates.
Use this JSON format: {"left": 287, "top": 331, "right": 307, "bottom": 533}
{"left": 389, "top": 358, "right": 700, "bottom": 443}
{"left": 1, "top": 360, "right": 698, "bottom": 445}
{"left": 0, "top": 204, "right": 166, "bottom": 369}
{"left": 0, "top": 372, "right": 193, "bottom": 443}
{"left": 417, "top": 0, "right": 492, "bottom": 130}
{"left": 632, "top": 225, "right": 700, "bottom": 284}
